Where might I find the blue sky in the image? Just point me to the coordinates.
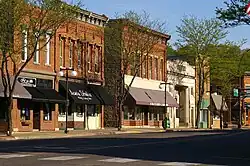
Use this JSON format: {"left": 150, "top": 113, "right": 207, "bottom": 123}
{"left": 81, "top": 0, "right": 250, "bottom": 48}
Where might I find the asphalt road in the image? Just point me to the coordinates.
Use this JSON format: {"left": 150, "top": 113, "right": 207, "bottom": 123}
{"left": 0, "top": 130, "right": 248, "bottom": 166}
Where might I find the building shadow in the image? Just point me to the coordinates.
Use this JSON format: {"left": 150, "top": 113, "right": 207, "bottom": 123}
{"left": 0, "top": 130, "right": 249, "bottom": 166}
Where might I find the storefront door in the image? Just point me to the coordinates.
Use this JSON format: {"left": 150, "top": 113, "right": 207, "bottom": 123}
{"left": 33, "top": 103, "right": 40, "bottom": 130}
{"left": 143, "top": 107, "right": 149, "bottom": 125}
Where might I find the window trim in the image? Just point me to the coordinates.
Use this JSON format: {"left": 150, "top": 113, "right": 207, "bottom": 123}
{"left": 21, "top": 30, "right": 28, "bottom": 62}
{"left": 45, "top": 34, "right": 50, "bottom": 65}
{"left": 59, "top": 37, "right": 63, "bottom": 68}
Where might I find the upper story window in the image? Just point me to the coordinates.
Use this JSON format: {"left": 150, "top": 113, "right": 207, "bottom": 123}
{"left": 77, "top": 42, "right": 82, "bottom": 68}
{"left": 87, "top": 44, "right": 92, "bottom": 72}
{"left": 33, "top": 34, "right": 39, "bottom": 64}
{"left": 160, "top": 59, "right": 164, "bottom": 81}
{"left": 142, "top": 55, "right": 147, "bottom": 78}
{"left": 95, "top": 46, "right": 100, "bottom": 73}
{"left": 69, "top": 40, "right": 73, "bottom": 68}
{"left": 148, "top": 56, "right": 153, "bottom": 79}
{"left": 59, "top": 37, "right": 63, "bottom": 67}
{"left": 45, "top": 34, "right": 50, "bottom": 65}
{"left": 21, "top": 30, "right": 28, "bottom": 61}
{"left": 154, "top": 58, "right": 158, "bottom": 80}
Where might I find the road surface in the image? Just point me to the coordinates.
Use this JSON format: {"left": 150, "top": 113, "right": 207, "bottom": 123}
{"left": 0, "top": 130, "right": 248, "bottom": 166}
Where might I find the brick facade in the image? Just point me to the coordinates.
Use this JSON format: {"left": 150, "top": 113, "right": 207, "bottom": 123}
{"left": 0, "top": 9, "right": 108, "bottom": 132}
{"left": 104, "top": 19, "right": 170, "bottom": 127}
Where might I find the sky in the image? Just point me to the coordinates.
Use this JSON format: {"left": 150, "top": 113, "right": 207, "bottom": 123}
{"left": 81, "top": 0, "right": 250, "bottom": 48}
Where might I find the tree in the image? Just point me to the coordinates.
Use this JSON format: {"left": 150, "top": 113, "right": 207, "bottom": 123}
{"left": 0, "top": 0, "right": 81, "bottom": 136}
{"left": 216, "top": 0, "right": 250, "bottom": 27}
{"left": 104, "top": 11, "right": 168, "bottom": 130}
{"left": 175, "top": 16, "right": 228, "bottom": 128}
{"left": 210, "top": 42, "right": 243, "bottom": 129}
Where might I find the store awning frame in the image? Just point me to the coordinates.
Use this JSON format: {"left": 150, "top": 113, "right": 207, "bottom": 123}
{"left": 25, "top": 87, "right": 66, "bottom": 103}
{"left": 0, "top": 77, "right": 31, "bottom": 99}
{"left": 125, "top": 87, "right": 179, "bottom": 108}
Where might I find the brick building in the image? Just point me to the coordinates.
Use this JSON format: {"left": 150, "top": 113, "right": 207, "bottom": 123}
{"left": 0, "top": 9, "right": 114, "bottom": 132}
{"left": 104, "top": 19, "right": 178, "bottom": 128}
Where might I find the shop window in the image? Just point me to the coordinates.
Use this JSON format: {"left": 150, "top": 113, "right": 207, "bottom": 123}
{"left": 18, "top": 100, "right": 31, "bottom": 121}
{"left": 87, "top": 105, "right": 96, "bottom": 116}
{"left": 0, "top": 100, "right": 8, "bottom": 120}
{"left": 76, "top": 105, "right": 84, "bottom": 116}
{"left": 159, "top": 110, "right": 164, "bottom": 120}
{"left": 129, "top": 109, "right": 135, "bottom": 120}
{"left": 153, "top": 113, "right": 157, "bottom": 121}
{"left": 149, "top": 112, "right": 153, "bottom": 120}
{"left": 59, "top": 104, "right": 65, "bottom": 115}
{"left": 36, "top": 78, "right": 53, "bottom": 89}
{"left": 123, "top": 106, "right": 129, "bottom": 120}
{"left": 43, "top": 103, "right": 54, "bottom": 121}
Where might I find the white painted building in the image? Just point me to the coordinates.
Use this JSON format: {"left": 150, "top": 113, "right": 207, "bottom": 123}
{"left": 167, "top": 56, "right": 196, "bottom": 128}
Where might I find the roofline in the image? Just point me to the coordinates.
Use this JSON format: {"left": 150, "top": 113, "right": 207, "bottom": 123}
{"left": 109, "top": 19, "right": 170, "bottom": 40}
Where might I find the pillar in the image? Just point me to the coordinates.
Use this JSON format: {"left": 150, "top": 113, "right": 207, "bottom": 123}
{"left": 101, "top": 105, "right": 104, "bottom": 129}
{"left": 185, "top": 88, "right": 190, "bottom": 126}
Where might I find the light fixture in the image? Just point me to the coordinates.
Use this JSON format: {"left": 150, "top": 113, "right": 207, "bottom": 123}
{"left": 58, "top": 71, "right": 64, "bottom": 77}
{"left": 71, "top": 70, "right": 77, "bottom": 77}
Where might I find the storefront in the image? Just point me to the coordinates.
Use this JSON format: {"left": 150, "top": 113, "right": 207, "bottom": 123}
{"left": 0, "top": 77, "right": 32, "bottom": 132}
{"left": 123, "top": 87, "right": 179, "bottom": 128}
{"left": 17, "top": 76, "right": 65, "bottom": 131}
{"left": 58, "top": 80, "right": 114, "bottom": 130}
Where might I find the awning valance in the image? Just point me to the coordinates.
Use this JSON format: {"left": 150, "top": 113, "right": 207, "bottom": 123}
{"left": 0, "top": 77, "right": 31, "bottom": 99}
{"left": 126, "top": 87, "right": 179, "bottom": 107}
{"left": 25, "top": 87, "right": 65, "bottom": 103}
{"left": 89, "top": 84, "right": 115, "bottom": 105}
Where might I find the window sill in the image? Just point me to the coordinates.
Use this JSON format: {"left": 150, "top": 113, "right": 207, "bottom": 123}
{"left": 21, "top": 60, "right": 27, "bottom": 63}
{"left": 33, "top": 62, "right": 40, "bottom": 65}
{"left": 45, "top": 63, "right": 51, "bottom": 66}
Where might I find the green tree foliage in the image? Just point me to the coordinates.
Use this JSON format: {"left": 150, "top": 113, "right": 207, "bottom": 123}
{"left": 210, "top": 42, "right": 250, "bottom": 128}
{"left": 175, "top": 15, "right": 227, "bottom": 128}
{"left": 0, "top": 0, "right": 81, "bottom": 136}
{"left": 216, "top": 0, "right": 250, "bottom": 27}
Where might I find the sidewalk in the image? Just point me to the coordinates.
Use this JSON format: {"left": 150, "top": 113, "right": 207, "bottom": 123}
{"left": 1, "top": 128, "right": 165, "bottom": 140}
{"left": 0, "top": 127, "right": 248, "bottom": 141}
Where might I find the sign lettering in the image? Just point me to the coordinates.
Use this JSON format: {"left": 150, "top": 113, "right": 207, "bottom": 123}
{"left": 69, "top": 89, "right": 92, "bottom": 101}
{"left": 18, "top": 77, "right": 36, "bottom": 87}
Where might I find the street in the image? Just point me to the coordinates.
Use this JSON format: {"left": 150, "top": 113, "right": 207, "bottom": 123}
{"left": 0, "top": 130, "right": 248, "bottom": 166}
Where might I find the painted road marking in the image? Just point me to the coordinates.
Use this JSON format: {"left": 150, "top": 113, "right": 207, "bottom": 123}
{"left": 99, "top": 157, "right": 140, "bottom": 163}
{"left": 0, "top": 154, "right": 33, "bottom": 159}
{"left": 159, "top": 162, "right": 226, "bottom": 166}
{"left": 38, "top": 156, "right": 87, "bottom": 161}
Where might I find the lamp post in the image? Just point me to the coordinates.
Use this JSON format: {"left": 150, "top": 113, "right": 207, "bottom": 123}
{"left": 58, "top": 67, "right": 77, "bottom": 134}
{"left": 159, "top": 82, "right": 172, "bottom": 117}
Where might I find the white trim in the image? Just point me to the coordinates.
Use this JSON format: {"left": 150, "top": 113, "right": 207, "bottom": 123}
{"left": 22, "top": 30, "right": 28, "bottom": 61}
{"left": 45, "top": 34, "right": 50, "bottom": 65}
{"left": 34, "top": 40, "right": 39, "bottom": 64}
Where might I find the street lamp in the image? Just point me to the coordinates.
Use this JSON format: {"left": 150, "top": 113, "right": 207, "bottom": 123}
{"left": 159, "top": 82, "right": 172, "bottom": 117}
{"left": 58, "top": 67, "right": 77, "bottom": 134}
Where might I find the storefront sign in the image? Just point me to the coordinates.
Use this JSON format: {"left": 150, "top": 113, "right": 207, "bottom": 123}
{"left": 18, "top": 77, "right": 36, "bottom": 87}
{"left": 150, "top": 102, "right": 168, "bottom": 107}
{"left": 69, "top": 89, "right": 92, "bottom": 101}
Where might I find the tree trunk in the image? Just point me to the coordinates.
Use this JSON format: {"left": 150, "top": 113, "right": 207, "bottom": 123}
{"left": 6, "top": 97, "right": 13, "bottom": 136}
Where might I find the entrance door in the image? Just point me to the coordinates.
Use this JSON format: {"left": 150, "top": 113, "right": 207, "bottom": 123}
{"left": 143, "top": 107, "right": 149, "bottom": 125}
{"left": 33, "top": 103, "right": 40, "bottom": 130}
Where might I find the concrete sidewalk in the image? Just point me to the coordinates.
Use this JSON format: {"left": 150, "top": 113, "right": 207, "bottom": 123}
{"left": 0, "top": 127, "right": 248, "bottom": 141}
{"left": 0, "top": 128, "right": 166, "bottom": 140}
